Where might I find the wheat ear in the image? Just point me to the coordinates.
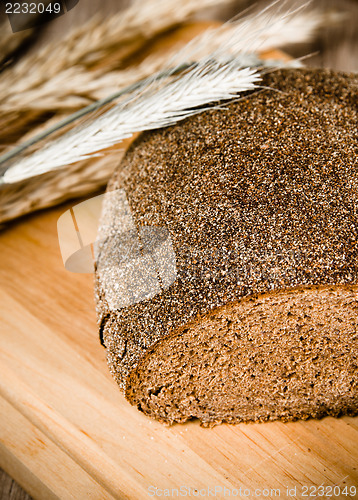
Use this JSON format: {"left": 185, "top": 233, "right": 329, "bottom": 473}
{"left": 0, "top": 0, "right": 231, "bottom": 110}
{"left": 0, "top": 1, "right": 327, "bottom": 171}
{"left": 0, "top": 2, "right": 333, "bottom": 116}
{"left": 2, "top": 59, "right": 260, "bottom": 184}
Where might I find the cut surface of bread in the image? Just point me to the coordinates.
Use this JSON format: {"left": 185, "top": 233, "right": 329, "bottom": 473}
{"left": 95, "top": 68, "right": 358, "bottom": 425}
{"left": 127, "top": 284, "right": 358, "bottom": 425}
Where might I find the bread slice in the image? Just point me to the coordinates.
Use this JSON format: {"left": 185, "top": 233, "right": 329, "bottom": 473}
{"left": 95, "top": 68, "right": 358, "bottom": 426}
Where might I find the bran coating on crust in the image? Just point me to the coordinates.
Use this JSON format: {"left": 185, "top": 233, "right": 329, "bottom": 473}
{"left": 94, "top": 68, "right": 358, "bottom": 422}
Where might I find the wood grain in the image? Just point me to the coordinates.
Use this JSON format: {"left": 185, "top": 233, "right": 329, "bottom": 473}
{"left": 1, "top": 1, "right": 358, "bottom": 499}
{"left": 0, "top": 202, "right": 358, "bottom": 500}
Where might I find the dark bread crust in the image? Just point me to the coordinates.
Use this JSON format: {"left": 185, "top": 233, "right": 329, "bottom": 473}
{"left": 95, "top": 68, "right": 358, "bottom": 424}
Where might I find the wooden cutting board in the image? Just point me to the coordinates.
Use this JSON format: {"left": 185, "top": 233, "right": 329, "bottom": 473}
{"left": 1, "top": 198, "right": 358, "bottom": 500}
{"left": 1, "top": 22, "right": 358, "bottom": 500}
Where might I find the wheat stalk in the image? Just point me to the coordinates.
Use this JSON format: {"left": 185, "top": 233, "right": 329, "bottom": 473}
{"left": 0, "top": 0, "right": 333, "bottom": 162}
{"left": 0, "top": 0, "right": 230, "bottom": 108}
{"left": 2, "top": 59, "right": 260, "bottom": 184}
{"left": 0, "top": 150, "right": 127, "bottom": 224}
{"left": 0, "top": 1, "right": 340, "bottom": 223}
{"left": 0, "top": 2, "right": 329, "bottom": 116}
{"left": 0, "top": 1, "right": 323, "bottom": 164}
{"left": 166, "top": 1, "right": 324, "bottom": 64}
{"left": 0, "top": 0, "right": 231, "bottom": 158}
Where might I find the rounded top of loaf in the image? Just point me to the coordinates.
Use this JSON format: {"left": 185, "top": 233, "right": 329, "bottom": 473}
{"left": 95, "top": 68, "right": 358, "bottom": 388}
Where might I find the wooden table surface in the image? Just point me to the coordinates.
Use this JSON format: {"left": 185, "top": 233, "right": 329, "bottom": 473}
{"left": 0, "top": 1, "right": 357, "bottom": 499}
{"left": 1, "top": 197, "right": 358, "bottom": 497}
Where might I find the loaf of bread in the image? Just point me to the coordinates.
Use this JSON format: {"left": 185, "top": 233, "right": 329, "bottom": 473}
{"left": 95, "top": 68, "right": 358, "bottom": 426}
